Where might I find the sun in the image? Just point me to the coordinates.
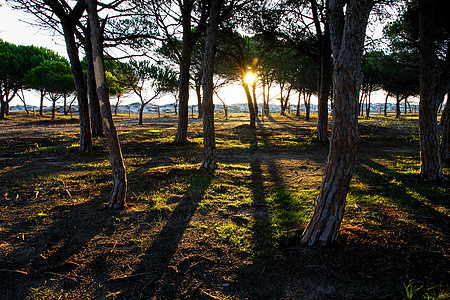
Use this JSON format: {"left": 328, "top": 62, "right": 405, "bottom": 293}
{"left": 244, "top": 72, "right": 256, "bottom": 84}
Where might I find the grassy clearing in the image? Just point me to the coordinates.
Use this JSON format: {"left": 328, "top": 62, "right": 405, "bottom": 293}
{"left": 0, "top": 112, "right": 448, "bottom": 299}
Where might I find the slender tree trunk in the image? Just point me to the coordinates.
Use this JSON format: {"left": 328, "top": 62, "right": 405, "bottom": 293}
{"left": 418, "top": 0, "right": 445, "bottom": 180}
{"left": 366, "top": 89, "right": 371, "bottom": 118}
{"left": 395, "top": 94, "right": 401, "bottom": 119}
{"left": 63, "top": 24, "right": 93, "bottom": 152}
{"left": 39, "top": 88, "right": 45, "bottom": 115}
{"left": 85, "top": 29, "right": 104, "bottom": 137}
{"left": 305, "top": 91, "right": 311, "bottom": 121}
{"left": 195, "top": 73, "right": 203, "bottom": 119}
{"left": 384, "top": 92, "right": 389, "bottom": 116}
{"left": 52, "top": 99, "right": 56, "bottom": 120}
{"left": 86, "top": 0, "right": 127, "bottom": 209}
{"left": 317, "top": 27, "right": 332, "bottom": 142}
{"left": 252, "top": 83, "right": 258, "bottom": 114}
{"left": 296, "top": 90, "right": 301, "bottom": 117}
{"left": 243, "top": 83, "right": 256, "bottom": 128}
{"left": 174, "top": 1, "right": 194, "bottom": 144}
{"left": 0, "top": 100, "right": 7, "bottom": 120}
{"left": 114, "top": 95, "right": 120, "bottom": 116}
{"left": 201, "top": 0, "right": 221, "bottom": 169}
{"left": 301, "top": 0, "right": 373, "bottom": 247}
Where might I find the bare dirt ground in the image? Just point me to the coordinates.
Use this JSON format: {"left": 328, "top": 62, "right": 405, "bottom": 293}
{"left": 0, "top": 112, "right": 449, "bottom": 299}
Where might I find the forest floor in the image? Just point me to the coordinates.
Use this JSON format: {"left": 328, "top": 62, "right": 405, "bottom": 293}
{"left": 0, "top": 112, "right": 449, "bottom": 300}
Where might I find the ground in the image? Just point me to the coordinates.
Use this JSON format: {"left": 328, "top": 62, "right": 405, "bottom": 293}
{"left": 0, "top": 112, "right": 448, "bottom": 299}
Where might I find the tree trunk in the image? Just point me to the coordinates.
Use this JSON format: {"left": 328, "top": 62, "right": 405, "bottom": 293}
{"left": 52, "top": 99, "right": 56, "bottom": 120}
{"left": 201, "top": 0, "right": 221, "bottom": 169}
{"left": 174, "top": 1, "right": 195, "bottom": 144}
{"left": 86, "top": 0, "right": 127, "bottom": 209}
{"left": 395, "top": 94, "right": 401, "bottom": 119}
{"left": 63, "top": 24, "right": 93, "bottom": 152}
{"left": 305, "top": 91, "right": 311, "bottom": 121}
{"left": 252, "top": 83, "right": 258, "bottom": 115}
{"left": 195, "top": 73, "right": 203, "bottom": 119}
{"left": 139, "top": 105, "right": 144, "bottom": 125}
{"left": 366, "top": 89, "right": 371, "bottom": 118}
{"left": 384, "top": 92, "right": 389, "bottom": 116}
{"left": 418, "top": 0, "right": 446, "bottom": 180}
{"left": 301, "top": 0, "right": 373, "bottom": 247}
{"left": 114, "top": 95, "right": 120, "bottom": 116}
{"left": 296, "top": 91, "right": 301, "bottom": 117}
{"left": 243, "top": 83, "right": 256, "bottom": 128}
{"left": 39, "top": 88, "right": 45, "bottom": 115}
{"left": 0, "top": 100, "right": 6, "bottom": 120}
{"left": 85, "top": 29, "right": 104, "bottom": 137}
{"left": 317, "top": 27, "right": 332, "bottom": 142}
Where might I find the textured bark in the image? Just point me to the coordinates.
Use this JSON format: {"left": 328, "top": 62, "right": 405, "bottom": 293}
{"left": 63, "top": 25, "right": 93, "bottom": 152}
{"left": 418, "top": 0, "right": 445, "bottom": 180}
{"left": 174, "top": 0, "right": 198, "bottom": 143}
{"left": 301, "top": 0, "right": 373, "bottom": 247}
{"left": 86, "top": 0, "right": 127, "bottom": 209}
{"left": 195, "top": 72, "right": 203, "bottom": 119}
{"left": 201, "top": 0, "right": 221, "bottom": 169}
{"left": 85, "top": 31, "right": 104, "bottom": 137}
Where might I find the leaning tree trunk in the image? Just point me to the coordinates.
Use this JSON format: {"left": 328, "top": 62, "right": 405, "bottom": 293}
{"left": 138, "top": 104, "right": 144, "bottom": 125}
{"left": 317, "top": 27, "right": 332, "bottom": 142}
{"left": 301, "top": 0, "right": 373, "bottom": 247}
{"left": 201, "top": 0, "right": 221, "bottom": 169}
{"left": 63, "top": 24, "right": 93, "bottom": 153}
{"left": 418, "top": 0, "right": 445, "bottom": 180}
{"left": 86, "top": 0, "right": 127, "bottom": 209}
{"left": 243, "top": 82, "right": 256, "bottom": 128}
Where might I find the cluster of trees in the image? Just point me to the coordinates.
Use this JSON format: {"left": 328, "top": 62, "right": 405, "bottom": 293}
{"left": 6, "top": 0, "right": 449, "bottom": 246}
{"left": 0, "top": 40, "right": 74, "bottom": 119}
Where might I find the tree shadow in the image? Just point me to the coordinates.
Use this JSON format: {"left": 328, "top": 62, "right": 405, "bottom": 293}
{"left": 103, "top": 168, "right": 213, "bottom": 299}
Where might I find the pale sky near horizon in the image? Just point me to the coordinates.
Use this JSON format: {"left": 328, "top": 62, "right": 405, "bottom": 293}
{"left": 0, "top": 1, "right": 412, "bottom": 108}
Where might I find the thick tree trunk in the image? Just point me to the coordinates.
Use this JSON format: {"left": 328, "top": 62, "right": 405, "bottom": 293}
{"left": 418, "top": 0, "right": 445, "bottom": 180}
{"left": 301, "top": 0, "right": 373, "bottom": 247}
{"left": 86, "top": 0, "right": 127, "bottom": 209}
{"left": 85, "top": 31, "right": 104, "bottom": 137}
{"left": 317, "top": 28, "right": 332, "bottom": 142}
{"left": 51, "top": 99, "right": 56, "bottom": 120}
{"left": 201, "top": 0, "right": 221, "bottom": 169}
{"left": 63, "top": 25, "right": 93, "bottom": 152}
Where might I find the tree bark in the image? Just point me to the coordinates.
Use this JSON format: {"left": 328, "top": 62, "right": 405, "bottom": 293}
{"left": 243, "top": 82, "right": 256, "bottom": 128}
{"left": 201, "top": 0, "right": 221, "bottom": 169}
{"left": 440, "top": 93, "right": 450, "bottom": 160}
{"left": 39, "top": 88, "right": 45, "bottom": 115}
{"left": 139, "top": 105, "right": 144, "bottom": 125}
{"left": 174, "top": 0, "right": 195, "bottom": 143}
{"left": 85, "top": 28, "right": 104, "bottom": 137}
{"left": 301, "top": 0, "right": 373, "bottom": 247}
{"left": 86, "top": 0, "right": 127, "bottom": 209}
{"left": 418, "top": 0, "right": 445, "bottom": 180}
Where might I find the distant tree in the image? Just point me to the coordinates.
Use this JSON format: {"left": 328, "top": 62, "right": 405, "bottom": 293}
{"left": 361, "top": 51, "right": 384, "bottom": 118}
{"left": 378, "top": 52, "right": 419, "bottom": 119}
{"left": 0, "top": 41, "right": 62, "bottom": 119}
{"left": 22, "top": 59, "right": 75, "bottom": 119}
{"left": 124, "top": 60, "right": 178, "bottom": 125}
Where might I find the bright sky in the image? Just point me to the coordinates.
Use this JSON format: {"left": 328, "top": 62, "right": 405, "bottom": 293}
{"left": 1, "top": 1, "right": 407, "bottom": 108}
